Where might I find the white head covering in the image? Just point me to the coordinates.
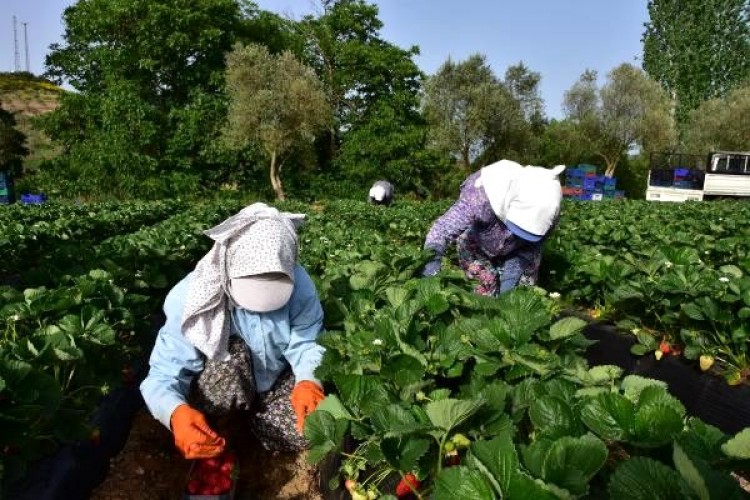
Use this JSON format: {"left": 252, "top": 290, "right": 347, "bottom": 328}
{"left": 369, "top": 184, "right": 386, "bottom": 201}
{"left": 475, "top": 159, "right": 565, "bottom": 239}
{"left": 181, "top": 203, "right": 305, "bottom": 360}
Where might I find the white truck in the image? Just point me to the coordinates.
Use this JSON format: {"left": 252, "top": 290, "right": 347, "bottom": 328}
{"left": 645, "top": 151, "right": 750, "bottom": 202}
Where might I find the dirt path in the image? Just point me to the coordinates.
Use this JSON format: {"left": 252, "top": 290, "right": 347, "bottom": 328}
{"left": 90, "top": 410, "right": 323, "bottom": 500}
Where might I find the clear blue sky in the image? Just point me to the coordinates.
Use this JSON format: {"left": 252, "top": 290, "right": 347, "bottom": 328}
{"left": 1, "top": 0, "right": 649, "bottom": 119}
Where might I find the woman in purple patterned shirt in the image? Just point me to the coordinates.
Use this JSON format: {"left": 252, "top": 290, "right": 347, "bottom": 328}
{"left": 422, "top": 160, "right": 565, "bottom": 296}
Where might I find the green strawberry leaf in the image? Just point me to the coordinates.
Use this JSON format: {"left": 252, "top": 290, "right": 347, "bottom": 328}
{"left": 721, "top": 428, "right": 750, "bottom": 459}
{"left": 433, "top": 466, "right": 496, "bottom": 500}
{"left": 608, "top": 457, "right": 685, "bottom": 499}
{"left": 425, "top": 398, "right": 484, "bottom": 432}
{"left": 548, "top": 317, "right": 588, "bottom": 341}
{"left": 381, "top": 436, "right": 430, "bottom": 472}
{"left": 468, "top": 431, "right": 518, "bottom": 496}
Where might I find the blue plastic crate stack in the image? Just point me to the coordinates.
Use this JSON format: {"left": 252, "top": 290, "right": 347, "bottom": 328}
{"left": 649, "top": 167, "right": 702, "bottom": 189}
{"left": 0, "top": 171, "right": 14, "bottom": 205}
{"left": 562, "top": 164, "right": 624, "bottom": 201}
{"left": 20, "top": 193, "right": 48, "bottom": 205}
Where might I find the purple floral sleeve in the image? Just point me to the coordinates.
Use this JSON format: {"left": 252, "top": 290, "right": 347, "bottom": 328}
{"left": 424, "top": 172, "right": 485, "bottom": 256}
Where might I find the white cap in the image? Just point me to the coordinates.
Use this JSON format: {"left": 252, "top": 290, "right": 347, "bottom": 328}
{"left": 369, "top": 185, "right": 386, "bottom": 201}
{"left": 504, "top": 167, "right": 563, "bottom": 239}
{"left": 226, "top": 218, "right": 297, "bottom": 312}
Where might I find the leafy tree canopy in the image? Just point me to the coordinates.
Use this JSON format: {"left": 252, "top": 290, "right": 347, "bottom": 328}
{"left": 683, "top": 83, "right": 750, "bottom": 155}
{"left": 0, "top": 106, "right": 29, "bottom": 178}
{"left": 298, "top": 0, "right": 423, "bottom": 164}
{"left": 642, "top": 0, "right": 750, "bottom": 125}
{"left": 563, "top": 64, "right": 677, "bottom": 177}
{"left": 223, "top": 43, "right": 331, "bottom": 200}
{"left": 422, "top": 54, "right": 527, "bottom": 169}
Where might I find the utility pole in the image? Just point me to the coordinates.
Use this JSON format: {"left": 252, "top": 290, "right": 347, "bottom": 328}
{"left": 23, "top": 22, "right": 29, "bottom": 73}
{"left": 13, "top": 15, "right": 21, "bottom": 72}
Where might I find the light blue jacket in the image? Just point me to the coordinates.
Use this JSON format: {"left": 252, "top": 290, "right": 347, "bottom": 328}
{"left": 140, "top": 264, "right": 325, "bottom": 429}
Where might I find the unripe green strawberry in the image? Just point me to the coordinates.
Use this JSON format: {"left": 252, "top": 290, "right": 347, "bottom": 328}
{"left": 699, "top": 355, "right": 715, "bottom": 372}
{"left": 654, "top": 350, "right": 664, "bottom": 361}
{"left": 351, "top": 488, "right": 368, "bottom": 500}
{"left": 451, "top": 433, "right": 471, "bottom": 449}
{"left": 727, "top": 371, "right": 743, "bottom": 386}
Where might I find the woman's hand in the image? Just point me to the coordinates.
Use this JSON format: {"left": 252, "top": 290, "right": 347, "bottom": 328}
{"left": 291, "top": 381, "right": 325, "bottom": 434}
{"left": 170, "top": 404, "right": 226, "bottom": 459}
{"left": 422, "top": 258, "right": 442, "bottom": 277}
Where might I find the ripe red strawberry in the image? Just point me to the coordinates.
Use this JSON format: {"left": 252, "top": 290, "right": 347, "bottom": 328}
{"left": 216, "top": 476, "right": 232, "bottom": 493}
{"left": 444, "top": 453, "right": 461, "bottom": 467}
{"left": 659, "top": 340, "right": 671, "bottom": 354}
{"left": 345, "top": 479, "right": 357, "bottom": 491}
{"left": 121, "top": 366, "right": 135, "bottom": 385}
{"left": 204, "top": 458, "right": 221, "bottom": 469}
{"left": 187, "top": 479, "right": 201, "bottom": 494}
{"left": 89, "top": 428, "right": 101, "bottom": 446}
{"left": 395, "top": 473, "right": 421, "bottom": 497}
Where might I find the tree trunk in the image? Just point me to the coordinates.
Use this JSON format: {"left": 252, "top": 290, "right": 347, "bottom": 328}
{"left": 595, "top": 152, "right": 619, "bottom": 178}
{"left": 604, "top": 157, "right": 618, "bottom": 178}
{"left": 269, "top": 150, "right": 286, "bottom": 201}
{"left": 462, "top": 146, "right": 471, "bottom": 169}
{"left": 326, "top": 61, "right": 337, "bottom": 163}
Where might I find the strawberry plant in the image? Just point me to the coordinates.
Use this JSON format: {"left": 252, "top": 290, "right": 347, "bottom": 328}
{"left": 3, "top": 197, "right": 750, "bottom": 497}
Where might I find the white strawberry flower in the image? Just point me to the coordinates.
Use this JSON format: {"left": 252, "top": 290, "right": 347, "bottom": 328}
{"left": 372, "top": 339, "right": 383, "bottom": 346}
{"left": 549, "top": 292, "right": 561, "bottom": 300}
{"left": 719, "top": 277, "right": 730, "bottom": 283}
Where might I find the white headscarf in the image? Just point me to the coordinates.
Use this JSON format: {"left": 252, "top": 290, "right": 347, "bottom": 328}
{"left": 181, "top": 203, "right": 305, "bottom": 361}
{"left": 475, "top": 160, "right": 565, "bottom": 237}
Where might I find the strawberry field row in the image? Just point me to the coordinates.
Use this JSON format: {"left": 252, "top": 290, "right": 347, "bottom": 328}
{"left": 0, "top": 200, "right": 189, "bottom": 282}
{"left": 547, "top": 200, "right": 750, "bottom": 385}
{"left": 1, "top": 198, "right": 750, "bottom": 499}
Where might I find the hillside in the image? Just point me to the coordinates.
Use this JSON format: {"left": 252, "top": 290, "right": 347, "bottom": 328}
{"left": 0, "top": 72, "right": 63, "bottom": 175}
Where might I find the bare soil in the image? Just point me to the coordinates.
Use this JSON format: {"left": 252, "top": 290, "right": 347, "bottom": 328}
{"left": 90, "top": 410, "right": 323, "bottom": 500}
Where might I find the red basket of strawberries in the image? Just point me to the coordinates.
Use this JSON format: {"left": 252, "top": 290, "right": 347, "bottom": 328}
{"left": 184, "top": 451, "right": 239, "bottom": 499}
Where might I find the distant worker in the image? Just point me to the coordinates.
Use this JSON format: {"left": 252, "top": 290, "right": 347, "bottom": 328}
{"left": 422, "top": 160, "right": 565, "bottom": 295}
{"left": 368, "top": 180, "right": 395, "bottom": 206}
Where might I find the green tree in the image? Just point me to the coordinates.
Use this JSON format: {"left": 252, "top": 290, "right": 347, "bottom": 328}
{"left": 423, "top": 54, "right": 526, "bottom": 169}
{"left": 563, "top": 64, "right": 677, "bottom": 177}
{"left": 504, "top": 62, "right": 545, "bottom": 129}
{"left": 0, "top": 106, "right": 28, "bottom": 178}
{"left": 536, "top": 119, "right": 593, "bottom": 168}
{"left": 334, "top": 96, "right": 442, "bottom": 196}
{"left": 642, "top": 0, "right": 750, "bottom": 125}
{"left": 38, "top": 81, "right": 166, "bottom": 197}
{"left": 298, "top": 0, "right": 423, "bottom": 165}
{"left": 41, "top": 0, "right": 241, "bottom": 197}
{"left": 563, "top": 70, "right": 600, "bottom": 122}
{"left": 683, "top": 83, "right": 750, "bottom": 154}
{"left": 236, "top": 1, "right": 307, "bottom": 56}
{"left": 223, "top": 44, "right": 331, "bottom": 200}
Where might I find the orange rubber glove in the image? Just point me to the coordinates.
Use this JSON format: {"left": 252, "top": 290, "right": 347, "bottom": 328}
{"left": 170, "top": 404, "right": 226, "bottom": 459}
{"left": 291, "top": 381, "right": 325, "bottom": 434}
